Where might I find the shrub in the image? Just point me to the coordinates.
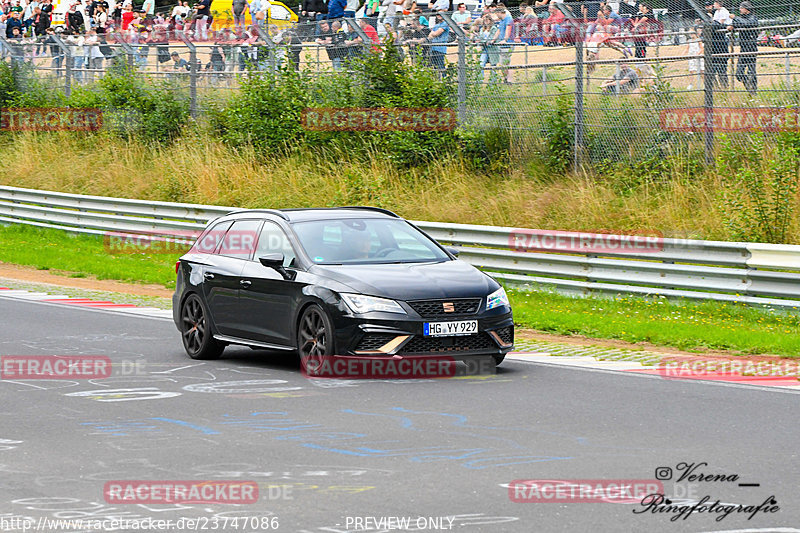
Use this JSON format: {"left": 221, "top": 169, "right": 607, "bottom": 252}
{"left": 210, "top": 66, "right": 314, "bottom": 155}
{"left": 717, "top": 132, "right": 800, "bottom": 243}
{"left": 88, "top": 62, "right": 189, "bottom": 143}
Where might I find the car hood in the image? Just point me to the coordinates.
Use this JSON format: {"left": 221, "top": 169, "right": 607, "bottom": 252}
{"left": 311, "top": 260, "right": 497, "bottom": 301}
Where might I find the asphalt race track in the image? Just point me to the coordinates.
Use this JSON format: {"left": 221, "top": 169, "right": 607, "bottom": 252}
{"left": 1, "top": 295, "right": 798, "bottom": 533}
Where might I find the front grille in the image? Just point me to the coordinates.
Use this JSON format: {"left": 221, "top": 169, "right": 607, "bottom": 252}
{"left": 399, "top": 333, "right": 496, "bottom": 355}
{"left": 354, "top": 333, "right": 398, "bottom": 352}
{"left": 494, "top": 326, "right": 514, "bottom": 345}
{"left": 407, "top": 298, "right": 481, "bottom": 318}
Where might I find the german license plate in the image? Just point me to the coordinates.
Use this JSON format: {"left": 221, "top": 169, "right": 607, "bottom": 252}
{"left": 423, "top": 320, "right": 478, "bottom": 337}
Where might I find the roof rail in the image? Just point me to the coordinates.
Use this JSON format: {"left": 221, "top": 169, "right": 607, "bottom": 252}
{"left": 339, "top": 206, "right": 400, "bottom": 218}
{"left": 277, "top": 206, "right": 401, "bottom": 218}
{"left": 224, "top": 209, "right": 289, "bottom": 220}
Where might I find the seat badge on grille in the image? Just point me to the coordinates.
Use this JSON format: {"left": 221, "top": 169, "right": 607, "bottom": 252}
{"left": 442, "top": 302, "right": 455, "bottom": 313}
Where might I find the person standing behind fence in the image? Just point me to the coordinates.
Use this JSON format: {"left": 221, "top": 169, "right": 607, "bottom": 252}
{"left": 426, "top": 12, "right": 448, "bottom": 71}
{"left": 684, "top": 25, "right": 703, "bottom": 89}
{"left": 44, "top": 26, "right": 61, "bottom": 72}
{"left": 232, "top": 0, "right": 247, "bottom": 33}
{"left": 41, "top": 0, "right": 53, "bottom": 27}
{"left": 343, "top": 0, "right": 359, "bottom": 19}
{"left": 706, "top": 0, "right": 731, "bottom": 88}
{"left": 728, "top": 1, "right": 757, "bottom": 95}
{"left": 631, "top": 3, "right": 653, "bottom": 58}
{"left": 193, "top": 0, "right": 211, "bottom": 40}
{"left": 619, "top": 0, "right": 639, "bottom": 18}
{"left": 476, "top": 14, "right": 499, "bottom": 77}
{"left": 327, "top": 0, "right": 346, "bottom": 20}
{"left": 142, "top": 0, "right": 154, "bottom": 19}
{"left": 494, "top": 3, "right": 513, "bottom": 83}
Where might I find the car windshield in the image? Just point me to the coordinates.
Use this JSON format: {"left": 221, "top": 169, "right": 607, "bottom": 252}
{"left": 292, "top": 218, "right": 450, "bottom": 264}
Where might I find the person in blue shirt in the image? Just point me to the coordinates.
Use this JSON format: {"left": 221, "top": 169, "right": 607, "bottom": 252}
{"left": 427, "top": 13, "right": 449, "bottom": 71}
{"left": 327, "top": 0, "right": 347, "bottom": 19}
{"left": 602, "top": 5, "right": 624, "bottom": 33}
{"left": 494, "top": 3, "right": 514, "bottom": 83}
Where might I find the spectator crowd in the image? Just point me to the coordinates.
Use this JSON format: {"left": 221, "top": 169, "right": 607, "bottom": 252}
{"left": 0, "top": 0, "right": 776, "bottom": 95}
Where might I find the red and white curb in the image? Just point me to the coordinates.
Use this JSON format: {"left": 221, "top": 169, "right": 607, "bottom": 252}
{"left": 0, "top": 286, "right": 173, "bottom": 319}
{"left": 507, "top": 352, "right": 800, "bottom": 390}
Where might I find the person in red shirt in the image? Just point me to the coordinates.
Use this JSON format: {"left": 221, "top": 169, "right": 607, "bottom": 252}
{"left": 344, "top": 17, "right": 380, "bottom": 53}
{"left": 121, "top": 3, "right": 134, "bottom": 29}
{"left": 542, "top": 4, "right": 566, "bottom": 46}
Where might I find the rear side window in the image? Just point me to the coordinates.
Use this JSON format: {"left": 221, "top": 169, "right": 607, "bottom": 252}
{"left": 191, "top": 220, "right": 232, "bottom": 254}
{"left": 218, "top": 219, "right": 263, "bottom": 260}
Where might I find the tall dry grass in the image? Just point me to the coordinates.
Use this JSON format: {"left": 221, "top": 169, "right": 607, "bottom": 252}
{"left": 0, "top": 130, "right": 740, "bottom": 240}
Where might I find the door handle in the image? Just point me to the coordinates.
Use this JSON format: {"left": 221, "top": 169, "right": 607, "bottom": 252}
{"left": 239, "top": 279, "right": 252, "bottom": 288}
{"left": 203, "top": 272, "right": 215, "bottom": 281}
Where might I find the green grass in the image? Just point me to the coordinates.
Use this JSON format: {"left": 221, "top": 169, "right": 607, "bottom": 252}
{"left": 509, "top": 289, "right": 800, "bottom": 357}
{"left": 2, "top": 224, "right": 799, "bottom": 357}
{"left": 0, "top": 225, "right": 181, "bottom": 288}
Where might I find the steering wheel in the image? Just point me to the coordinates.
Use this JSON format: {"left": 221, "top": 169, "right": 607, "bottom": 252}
{"left": 374, "top": 247, "right": 397, "bottom": 258}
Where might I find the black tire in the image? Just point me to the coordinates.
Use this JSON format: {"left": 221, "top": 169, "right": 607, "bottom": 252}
{"left": 493, "top": 354, "right": 505, "bottom": 366}
{"left": 180, "top": 293, "right": 224, "bottom": 360}
{"left": 297, "top": 304, "right": 335, "bottom": 370}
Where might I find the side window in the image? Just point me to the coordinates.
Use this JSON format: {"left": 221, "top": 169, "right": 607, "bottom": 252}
{"left": 255, "top": 221, "right": 297, "bottom": 267}
{"left": 191, "top": 220, "right": 232, "bottom": 255}
{"left": 218, "top": 219, "right": 262, "bottom": 260}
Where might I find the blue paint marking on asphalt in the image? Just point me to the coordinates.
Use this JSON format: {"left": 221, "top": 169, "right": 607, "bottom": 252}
{"left": 149, "top": 417, "right": 220, "bottom": 435}
{"left": 391, "top": 407, "right": 592, "bottom": 445}
{"left": 341, "top": 409, "right": 415, "bottom": 429}
{"left": 461, "top": 455, "right": 574, "bottom": 469}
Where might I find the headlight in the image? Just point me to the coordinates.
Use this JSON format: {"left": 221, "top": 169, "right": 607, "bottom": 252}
{"left": 486, "top": 287, "right": 509, "bottom": 311}
{"left": 340, "top": 293, "right": 407, "bottom": 314}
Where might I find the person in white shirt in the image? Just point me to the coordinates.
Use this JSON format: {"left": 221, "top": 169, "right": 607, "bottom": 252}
{"left": 451, "top": 3, "right": 471, "bottom": 27}
{"left": 431, "top": 0, "right": 448, "bottom": 12}
{"left": 142, "top": 0, "right": 154, "bottom": 17}
{"left": 24, "top": 1, "right": 41, "bottom": 20}
{"left": 381, "top": 0, "right": 403, "bottom": 35}
{"left": 712, "top": 0, "right": 732, "bottom": 25}
{"left": 343, "top": 0, "right": 359, "bottom": 18}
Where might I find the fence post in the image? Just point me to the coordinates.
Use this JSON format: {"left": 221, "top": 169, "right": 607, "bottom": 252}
{"left": 542, "top": 65, "right": 547, "bottom": 96}
{"left": 702, "top": 23, "right": 715, "bottom": 166}
{"left": 574, "top": 23, "right": 584, "bottom": 170}
{"left": 112, "top": 33, "right": 137, "bottom": 71}
{"left": 786, "top": 52, "right": 791, "bottom": 87}
{"left": 52, "top": 35, "right": 72, "bottom": 99}
{"left": 0, "top": 36, "right": 27, "bottom": 92}
{"left": 255, "top": 26, "right": 277, "bottom": 72}
{"left": 441, "top": 13, "right": 467, "bottom": 124}
{"left": 177, "top": 32, "right": 198, "bottom": 119}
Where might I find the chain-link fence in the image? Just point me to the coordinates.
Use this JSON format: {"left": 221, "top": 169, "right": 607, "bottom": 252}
{"left": 1, "top": 0, "right": 799, "bottom": 166}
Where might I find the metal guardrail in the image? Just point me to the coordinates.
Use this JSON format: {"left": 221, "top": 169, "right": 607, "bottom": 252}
{"left": 1, "top": 185, "right": 800, "bottom": 309}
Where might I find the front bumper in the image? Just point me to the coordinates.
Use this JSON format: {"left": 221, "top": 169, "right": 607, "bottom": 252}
{"left": 330, "top": 308, "right": 514, "bottom": 358}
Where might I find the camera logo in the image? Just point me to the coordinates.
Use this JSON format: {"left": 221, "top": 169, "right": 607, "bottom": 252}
{"left": 654, "top": 467, "right": 673, "bottom": 481}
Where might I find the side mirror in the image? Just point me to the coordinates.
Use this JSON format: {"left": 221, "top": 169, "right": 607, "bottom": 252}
{"left": 445, "top": 246, "right": 460, "bottom": 258}
{"left": 259, "top": 253, "right": 295, "bottom": 280}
